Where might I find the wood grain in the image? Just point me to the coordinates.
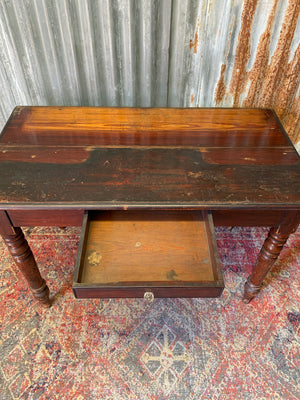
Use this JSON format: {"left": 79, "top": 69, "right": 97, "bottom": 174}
{"left": 0, "top": 107, "right": 299, "bottom": 210}
{"left": 1, "top": 107, "right": 299, "bottom": 303}
{"left": 1, "top": 107, "right": 291, "bottom": 146}
{"left": 243, "top": 211, "right": 300, "bottom": 303}
{"left": 0, "top": 146, "right": 299, "bottom": 209}
{"left": 73, "top": 210, "right": 224, "bottom": 298}
{"left": 81, "top": 211, "right": 215, "bottom": 283}
{"left": 1, "top": 227, "right": 50, "bottom": 306}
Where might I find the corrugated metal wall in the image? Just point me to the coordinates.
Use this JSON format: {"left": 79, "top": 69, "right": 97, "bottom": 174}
{"left": 0, "top": 0, "right": 299, "bottom": 148}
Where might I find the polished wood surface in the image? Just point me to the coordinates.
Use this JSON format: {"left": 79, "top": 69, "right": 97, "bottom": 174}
{"left": 243, "top": 211, "right": 300, "bottom": 303}
{"left": 1, "top": 107, "right": 291, "bottom": 146}
{"left": 0, "top": 107, "right": 299, "bottom": 210}
{"left": 0, "top": 106, "right": 299, "bottom": 304}
{"left": 1, "top": 227, "right": 50, "bottom": 306}
{"left": 73, "top": 210, "right": 224, "bottom": 298}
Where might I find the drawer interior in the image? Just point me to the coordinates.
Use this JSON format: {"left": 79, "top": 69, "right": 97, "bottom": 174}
{"left": 73, "top": 210, "right": 224, "bottom": 298}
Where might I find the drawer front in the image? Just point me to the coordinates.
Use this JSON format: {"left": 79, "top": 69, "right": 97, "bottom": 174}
{"left": 73, "top": 210, "right": 224, "bottom": 299}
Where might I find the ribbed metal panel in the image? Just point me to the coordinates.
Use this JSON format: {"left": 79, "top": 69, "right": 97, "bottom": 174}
{"left": 0, "top": 0, "right": 299, "bottom": 147}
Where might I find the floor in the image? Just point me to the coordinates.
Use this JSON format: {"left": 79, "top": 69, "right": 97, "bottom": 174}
{"left": 0, "top": 225, "right": 299, "bottom": 400}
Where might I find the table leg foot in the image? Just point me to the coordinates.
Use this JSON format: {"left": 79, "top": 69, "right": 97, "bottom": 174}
{"left": 243, "top": 279, "right": 262, "bottom": 304}
{"left": 31, "top": 279, "right": 51, "bottom": 307}
{"left": 243, "top": 211, "right": 299, "bottom": 303}
{"left": 1, "top": 227, "right": 51, "bottom": 307}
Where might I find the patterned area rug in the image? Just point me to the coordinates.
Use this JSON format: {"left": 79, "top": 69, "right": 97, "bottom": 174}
{"left": 0, "top": 225, "right": 299, "bottom": 400}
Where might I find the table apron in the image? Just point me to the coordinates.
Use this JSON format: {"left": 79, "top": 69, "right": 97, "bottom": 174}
{"left": 2, "top": 209, "right": 289, "bottom": 228}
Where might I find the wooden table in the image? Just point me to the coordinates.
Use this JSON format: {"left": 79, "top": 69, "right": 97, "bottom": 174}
{"left": 0, "top": 107, "right": 299, "bottom": 306}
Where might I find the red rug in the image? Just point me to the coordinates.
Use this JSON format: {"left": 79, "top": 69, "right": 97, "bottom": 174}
{"left": 0, "top": 226, "right": 299, "bottom": 399}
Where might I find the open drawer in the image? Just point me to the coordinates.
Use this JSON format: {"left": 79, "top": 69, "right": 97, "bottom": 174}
{"left": 73, "top": 210, "right": 224, "bottom": 299}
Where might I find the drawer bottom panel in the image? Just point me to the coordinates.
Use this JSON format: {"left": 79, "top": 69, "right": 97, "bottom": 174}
{"left": 73, "top": 210, "right": 224, "bottom": 299}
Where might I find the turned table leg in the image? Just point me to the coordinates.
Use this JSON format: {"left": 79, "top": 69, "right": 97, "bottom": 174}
{"left": 243, "top": 211, "right": 300, "bottom": 303}
{"left": 1, "top": 226, "right": 51, "bottom": 307}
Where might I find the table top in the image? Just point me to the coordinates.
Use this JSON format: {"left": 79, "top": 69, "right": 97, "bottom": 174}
{"left": 0, "top": 106, "right": 299, "bottom": 210}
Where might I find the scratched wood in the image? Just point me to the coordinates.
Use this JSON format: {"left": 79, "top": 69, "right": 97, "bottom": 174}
{"left": 0, "top": 106, "right": 299, "bottom": 210}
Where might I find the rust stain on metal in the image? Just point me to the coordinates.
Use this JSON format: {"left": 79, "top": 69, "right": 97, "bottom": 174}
{"left": 261, "top": 1, "right": 299, "bottom": 105}
{"left": 216, "top": 0, "right": 300, "bottom": 145}
{"left": 190, "top": 93, "right": 194, "bottom": 105}
{"left": 229, "top": 0, "right": 259, "bottom": 106}
{"left": 270, "top": 1, "right": 300, "bottom": 144}
{"left": 190, "top": 21, "right": 199, "bottom": 54}
{"left": 258, "top": 0, "right": 300, "bottom": 144}
{"left": 243, "top": 0, "right": 279, "bottom": 107}
{"left": 278, "top": 91, "right": 300, "bottom": 143}
{"left": 274, "top": 44, "right": 300, "bottom": 117}
{"left": 215, "top": 64, "right": 227, "bottom": 105}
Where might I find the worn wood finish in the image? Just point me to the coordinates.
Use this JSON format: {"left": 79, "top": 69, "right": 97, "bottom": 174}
{"left": 0, "top": 210, "right": 15, "bottom": 235}
{"left": 73, "top": 210, "right": 224, "bottom": 298}
{"left": 1, "top": 227, "right": 51, "bottom": 306}
{"left": 4, "top": 209, "right": 287, "bottom": 228}
{"left": 0, "top": 212, "right": 52, "bottom": 305}
{"left": 8, "top": 209, "right": 84, "bottom": 227}
{"left": 0, "top": 147, "right": 299, "bottom": 209}
{"left": 243, "top": 211, "right": 300, "bottom": 303}
{"left": 0, "top": 211, "right": 52, "bottom": 306}
{"left": 0, "top": 107, "right": 299, "bottom": 210}
{"left": 73, "top": 286, "right": 223, "bottom": 299}
{"left": 0, "top": 107, "right": 299, "bottom": 303}
{"left": 212, "top": 210, "right": 286, "bottom": 227}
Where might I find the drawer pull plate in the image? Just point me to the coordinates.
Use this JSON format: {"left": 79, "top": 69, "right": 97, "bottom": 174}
{"left": 144, "top": 291, "right": 154, "bottom": 303}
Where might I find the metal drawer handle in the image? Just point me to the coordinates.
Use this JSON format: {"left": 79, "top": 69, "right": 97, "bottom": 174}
{"left": 144, "top": 291, "right": 154, "bottom": 303}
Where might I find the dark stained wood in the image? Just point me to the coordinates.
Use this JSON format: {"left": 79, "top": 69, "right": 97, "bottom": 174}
{"left": 0, "top": 107, "right": 299, "bottom": 210}
{"left": 243, "top": 211, "right": 300, "bottom": 303}
{"left": 1, "top": 227, "right": 51, "bottom": 306}
{"left": 73, "top": 210, "right": 224, "bottom": 298}
{"left": 73, "top": 286, "right": 223, "bottom": 299}
{"left": 0, "top": 145, "right": 298, "bottom": 166}
{"left": 0, "top": 210, "right": 15, "bottom": 235}
{"left": 0, "top": 146, "right": 299, "bottom": 209}
{"left": 0, "top": 145, "right": 91, "bottom": 164}
{"left": 0, "top": 209, "right": 51, "bottom": 306}
{"left": 212, "top": 210, "right": 286, "bottom": 227}
{"left": 201, "top": 147, "right": 298, "bottom": 165}
{"left": 1, "top": 209, "right": 288, "bottom": 228}
{"left": 5, "top": 209, "right": 288, "bottom": 228}
{"left": 8, "top": 209, "right": 84, "bottom": 227}
{"left": 0, "top": 107, "right": 299, "bottom": 304}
